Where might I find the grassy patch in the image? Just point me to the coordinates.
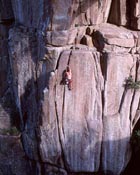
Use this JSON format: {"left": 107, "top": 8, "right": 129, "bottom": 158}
{"left": 125, "top": 76, "right": 140, "bottom": 89}
{"left": 0, "top": 127, "right": 20, "bottom": 136}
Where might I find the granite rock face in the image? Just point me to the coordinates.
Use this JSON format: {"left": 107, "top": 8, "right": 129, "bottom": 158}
{"left": 1, "top": 1, "right": 140, "bottom": 175}
{"left": 0, "top": 135, "right": 31, "bottom": 175}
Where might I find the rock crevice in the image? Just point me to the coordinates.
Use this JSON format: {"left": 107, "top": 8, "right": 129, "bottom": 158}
{"left": 1, "top": 1, "right": 140, "bottom": 175}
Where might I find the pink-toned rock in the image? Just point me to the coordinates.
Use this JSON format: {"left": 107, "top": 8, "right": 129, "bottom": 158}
{"left": 108, "top": 0, "right": 127, "bottom": 26}
{"left": 105, "top": 38, "right": 135, "bottom": 48}
{"left": 130, "top": 57, "right": 140, "bottom": 130}
{"left": 98, "top": 23, "right": 134, "bottom": 39}
{"left": 108, "top": 0, "right": 140, "bottom": 30}
{"left": 39, "top": 73, "right": 62, "bottom": 164}
{"left": 2, "top": 1, "right": 140, "bottom": 175}
{"left": 130, "top": 0, "right": 140, "bottom": 30}
{"left": 71, "top": 0, "right": 112, "bottom": 27}
{"left": 102, "top": 53, "right": 137, "bottom": 174}
{"left": 93, "top": 24, "right": 135, "bottom": 51}
{"left": 39, "top": 49, "right": 103, "bottom": 172}
{"left": 11, "top": 0, "right": 112, "bottom": 30}
{"left": 46, "top": 29, "right": 78, "bottom": 46}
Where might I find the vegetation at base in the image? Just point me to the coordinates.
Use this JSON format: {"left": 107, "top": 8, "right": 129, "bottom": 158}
{"left": 0, "top": 127, "right": 20, "bottom": 136}
{"left": 131, "top": 130, "right": 140, "bottom": 152}
{"left": 125, "top": 76, "right": 140, "bottom": 89}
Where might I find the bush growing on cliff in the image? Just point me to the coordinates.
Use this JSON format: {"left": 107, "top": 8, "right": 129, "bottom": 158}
{"left": 125, "top": 76, "right": 140, "bottom": 89}
{"left": 0, "top": 127, "right": 20, "bottom": 136}
{"left": 131, "top": 130, "right": 140, "bottom": 152}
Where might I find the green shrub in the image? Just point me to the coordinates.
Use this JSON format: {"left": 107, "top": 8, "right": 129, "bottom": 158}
{"left": 0, "top": 127, "right": 20, "bottom": 136}
{"left": 125, "top": 76, "right": 140, "bottom": 89}
{"left": 131, "top": 130, "right": 140, "bottom": 152}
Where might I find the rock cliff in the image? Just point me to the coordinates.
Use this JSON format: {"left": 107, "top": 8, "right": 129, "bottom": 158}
{"left": 1, "top": 0, "right": 140, "bottom": 175}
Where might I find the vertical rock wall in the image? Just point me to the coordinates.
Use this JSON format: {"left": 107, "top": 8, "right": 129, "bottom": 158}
{"left": 1, "top": 0, "right": 140, "bottom": 175}
{"left": 0, "top": 1, "right": 32, "bottom": 175}
{"left": 0, "top": 0, "right": 14, "bottom": 130}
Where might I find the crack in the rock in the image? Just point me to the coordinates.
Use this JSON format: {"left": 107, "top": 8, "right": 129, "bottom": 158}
{"left": 118, "top": 88, "right": 127, "bottom": 114}
{"left": 93, "top": 51, "right": 104, "bottom": 172}
{"left": 84, "top": 12, "right": 88, "bottom": 24}
{"left": 55, "top": 51, "right": 64, "bottom": 70}
{"left": 131, "top": 59, "right": 140, "bottom": 130}
{"left": 67, "top": 50, "right": 73, "bottom": 66}
{"left": 54, "top": 95, "right": 68, "bottom": 172}
{"left": 118, "top": 57, "right": 137, "bottom": 115}
{"left": 62, "top": 86, "right": 66, "bottom": 138}
{"left": 55, "top": 49, "right": 73, "bottom": 171}
{"left": 132, "top": 109, "right": 140, "bottom": 130}
{"left": 129, "top": 91, "right": 136, "bottom": 123}
{"left": 54, "top": 67, "right": 69, "bottom": 173}
{"left": 129, "top": 59, "right": 139, "bottom": 131}
{"left": 98, "top": 0, "right": 103, "bottom": 9}
{"left": 60, "top": 50, "right": 73, "bottom": 138}
{"left": 137, "top": 98, "right": 140, "bottom": 110}
{"left": 84, "top": 115, "right": 90, "bottom": 133}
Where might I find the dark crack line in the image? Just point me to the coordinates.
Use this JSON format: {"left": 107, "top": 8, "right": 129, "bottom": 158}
{"left": 84, "top": 115, "right": 90, "bottom": 134}
{"left": 67, "top": 50, "right": 72, "bottom": 66}
{"left": 62, "top": 86, "right": 66, "bottom": 138}
{"left": 118, "top": 88, "right": 127, "bottom": 113}
{"left": 55, "top": 51, "right": 64, "bottom": 70}
{"left": 129, "top": 90, "right": 136, "bottom": 123}
{"left": 98, "top": 87, "right": 104, "bottom": 172}
{"left": 132, "top": 60, "right": 140, "bottom": 129}
{"left": 54, "top": 85, "right": 69, "bottom": 172}
{"left": 129, "top": 59, "right": 139, "bottom": 125}
{"left": 118, "top": 58, "right": 138, "bottom": 114}
{"left": 132, "top": 109, "right": 140, "bottom": 129}
{"left": 92, "top": 51, "right": 104, "bottom": 172}
{"left": 137, "top": 97, "right": 140, "bottom": 110}
{"left": 62, "top": 50, "right": 72, "bottom": 137}
{"left": 98, "top": 0, "right": 103, "bottom": 9}
{"left": 52, "top": 50, "right": 72, "bottom": 172}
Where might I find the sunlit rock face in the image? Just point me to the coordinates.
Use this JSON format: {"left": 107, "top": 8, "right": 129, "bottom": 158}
{"left": 1, "top": 1, "right": 140, "bottom": 175}
{"left": 10, "top": 0, "right": 112, "bottom": 30}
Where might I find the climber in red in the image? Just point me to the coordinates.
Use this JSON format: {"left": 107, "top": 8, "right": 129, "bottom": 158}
{"left": 61, "top": 66, "right": 72, "bottom": 90}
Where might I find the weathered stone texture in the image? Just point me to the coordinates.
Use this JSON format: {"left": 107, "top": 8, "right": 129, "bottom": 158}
{"left": 108, "top": 0, "right": 127, "bottom": 26}
{"left": 8, "top": 28, "right": 40, "bottom": 160}
{"left": 50, "top": 0, "right": 112, "bottom": 29}
{"left": 11, "top": 0, "right": 48, "bottom": 29}
{"left": 0, "top": 18, "right": 14, "bottom": 134}
{"left": 0, "top": 135, "right": 30, "bottom": 175}
{"left": 108, "top": 0, "right": 140, "bottom": 30}
{"left": 101, "top": 53, "right": 136, "bottom": 174}
{"left": 1, "top": 1, "right": 140, "bottom": 175}
{"left": 46, "top": 50, "right": 103, "bottom": 172}
{"left": 10, "top": 0, "right": 112, "bottom": 30}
